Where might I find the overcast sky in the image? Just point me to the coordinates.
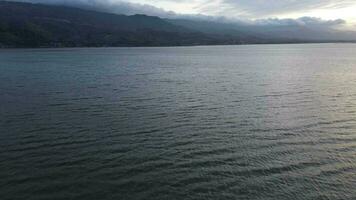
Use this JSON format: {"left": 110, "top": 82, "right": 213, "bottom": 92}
{"left": 125, "top": 0, "right": 356, "bottom": 22}
{"left": 10, "top": 0, "right": 356, "bottom": 26}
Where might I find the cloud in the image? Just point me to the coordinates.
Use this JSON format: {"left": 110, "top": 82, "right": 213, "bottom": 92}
{"left": 6, "top": 0, "right": 245, "bottom": 21}
{"left": 6, "top": 0, "right": 349, "bottom": 29}
{"left": 196, "top": 0, "right": 356, "bottom": 18}
{"left": 9, "top": 0, "right": 356, "bottom": 19}
{"left": 252, "top": 17, "right": 346, "bottom": 27}
{"left": 7, "top": 0, "right": 178, "bottom": 17}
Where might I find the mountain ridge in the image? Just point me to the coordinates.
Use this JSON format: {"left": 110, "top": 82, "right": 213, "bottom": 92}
{"left": 0, "top": 1, "right": 355, "bottom": 48}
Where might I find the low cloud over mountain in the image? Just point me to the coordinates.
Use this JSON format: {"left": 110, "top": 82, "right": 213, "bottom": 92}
{"left": 0, "top": 1, "right": 355, "bottom": 48}
{"left": 7, "top": 0, "right": 352, "bottom": 30}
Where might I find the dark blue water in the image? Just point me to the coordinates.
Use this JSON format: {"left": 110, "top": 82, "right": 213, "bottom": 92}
{"left": 1, "top": 44, "right": 356, "bottom": 200}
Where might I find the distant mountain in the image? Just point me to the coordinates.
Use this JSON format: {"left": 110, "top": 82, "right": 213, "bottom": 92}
{"left": 0, "top": 1, "right": 215, "bottom": 47}
{"left": 167, "top": 19, "right": 267, "bottom": 44}
{"left": 168, "top": 18, "right": 356, "bottom": 42}
{"left": 0, "top": 1, "right": 355, "bottom": 48}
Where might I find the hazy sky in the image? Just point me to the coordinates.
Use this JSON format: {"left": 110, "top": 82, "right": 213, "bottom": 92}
{"left": 125, "top": 0, "right": 356, "bottom": 22}
{"left": 10, "top": 0, "right": 356, "bottom": 27}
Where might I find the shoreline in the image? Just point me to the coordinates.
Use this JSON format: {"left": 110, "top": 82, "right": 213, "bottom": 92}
{"left": 1, "top": 41, "right": 356, "bottom": 49}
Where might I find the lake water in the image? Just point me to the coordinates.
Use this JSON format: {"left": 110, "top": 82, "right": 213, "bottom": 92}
{"left": 1, "top": 44, "right": 356, "bottom": 200}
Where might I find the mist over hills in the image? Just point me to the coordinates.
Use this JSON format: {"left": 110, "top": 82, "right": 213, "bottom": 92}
{"left": 0, "top": 1, "right": 213, "bottom": 47}
{"left": 0, "top": 1, "right": 355, "bottom": 48}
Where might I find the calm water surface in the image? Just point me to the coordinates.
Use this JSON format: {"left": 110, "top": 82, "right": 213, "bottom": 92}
{"left": 1, "top": 44, "right": 356, "bottom": 200}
